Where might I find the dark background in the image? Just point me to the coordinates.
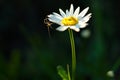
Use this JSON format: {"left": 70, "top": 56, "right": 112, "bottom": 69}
{"left": 0, "top": 0, "right": 120, "bottom": 80}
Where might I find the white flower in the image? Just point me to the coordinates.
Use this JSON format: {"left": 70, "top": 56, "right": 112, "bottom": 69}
{"left": 48, "top": 4, "right": 92, "bottom": 32}
{"left": 107, "top": 70, "right": 114, "bottom": 77}
{"left": 81, "top": 29, "right": 91, "bottom": 38}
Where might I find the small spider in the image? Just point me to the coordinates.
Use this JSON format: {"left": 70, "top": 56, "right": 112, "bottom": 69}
{"left": 44, "top": 16, "right": 53, "bottom": 38}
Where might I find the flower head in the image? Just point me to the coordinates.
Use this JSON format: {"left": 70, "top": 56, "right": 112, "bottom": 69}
{"left": 48, "top": 4, "right": 92, "bottom": 32}
{"left": 107, "top": 70, "right": 114, "bottom": 77}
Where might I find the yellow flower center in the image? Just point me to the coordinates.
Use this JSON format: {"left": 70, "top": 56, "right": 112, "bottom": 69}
{"left": 61, "top": 16, "right": 78, "bottom": 26}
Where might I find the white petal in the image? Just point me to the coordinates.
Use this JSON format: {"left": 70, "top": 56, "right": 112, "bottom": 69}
{"left": 78, "top": 7, "right": 89, "bottom": 18}
{"left": 48, "top": 14, "right": 62, "bottom": 21}
{"left": 66, "top": 9, "right": 69, "bottom": 17}
{"left": 81, "top": 13, "right": 92, "bottom": 22}
{"left": 69, "top": 4, "right": 74, "bottom": 16}
{"left": 53, "top": 12, "right": 63, "bottom": 19}
{"left": 78, "top": 21, "right": 88, "bottom": 28}
{"left": 48, "top": 14, "right": 53, "bottom": 17}
{"left": 73, "top": 7, "right": 80, "bottom": 17}
{"left": 48, "top": 15, "right": 61, "bottom": 25}
{"left": 56, "top": 26, "right": 68, "bottom": 31}
{"left": 48, "top": 18, "right": 60, "bottom": 25}
{"left": 69, "top": 26, "right": 80, "bottom": 32}
{"left": 75, "top": 24, "right": 80, "bottom": 28}
{"left": 59, "top": 9, "right": 66, "bottom": 17}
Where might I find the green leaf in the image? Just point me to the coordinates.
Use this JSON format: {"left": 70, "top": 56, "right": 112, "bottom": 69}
{"left": 57, "top": 65, "right": 68, "bottom": 80}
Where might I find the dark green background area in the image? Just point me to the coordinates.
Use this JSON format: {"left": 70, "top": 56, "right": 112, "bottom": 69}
{"left": 0, "top": 0, "right": 120, "bottom": 80}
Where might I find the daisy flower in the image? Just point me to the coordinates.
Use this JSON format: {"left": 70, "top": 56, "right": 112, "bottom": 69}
{"left": 48, "top": 4, "right": 92, "bottom": 32}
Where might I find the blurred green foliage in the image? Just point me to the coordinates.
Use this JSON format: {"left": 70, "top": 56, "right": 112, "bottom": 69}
{"left": 0, "top": 0, "right": 120, "bottom": 80}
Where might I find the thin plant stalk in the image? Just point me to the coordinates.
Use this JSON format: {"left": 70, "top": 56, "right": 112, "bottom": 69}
{"left": 68, "top": 28, "right": 76, "bottom": 80}
{"left": 67, "top": 64, "right": 71, "bottom": 80}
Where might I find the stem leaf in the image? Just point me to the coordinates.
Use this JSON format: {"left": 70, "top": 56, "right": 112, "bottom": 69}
{"left": 57, "top": 65, "right": 68, "bottom": 80}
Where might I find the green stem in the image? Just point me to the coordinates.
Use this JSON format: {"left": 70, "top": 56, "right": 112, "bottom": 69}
{"left": 68, "top": 28, "right": 76, "bottom": 80}
{"left": 67, "top": 64, "right": 71, "bottom": 80}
